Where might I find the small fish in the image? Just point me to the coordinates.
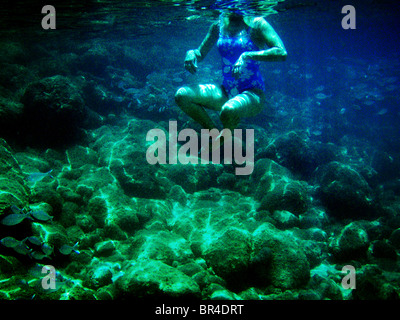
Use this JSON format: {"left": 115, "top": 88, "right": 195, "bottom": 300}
{"left": 0, "top": 236, "right": 22, "bottom": 248}
{"left": 311, "top": 130, "right": 322, "bottom": 136}
{"left": 386, "top": 84, "right": 398, "bottom": 91}
{"left": 124, "top": 88, "right": 140, "bottom": 95}
{"left": 339, "top": 108, "right": 346, "bottom": 115}
{"left": 23, "top": 236, "right": 42, "bottom": 246}
{"left": 28, "top": 264, "right": 47, "bottom": 277}
{"left": 29, "top": 251, "right": 48, "bottom": 260}
{"left": 13, "top": 243, "right": 32, "bottom": 255}
{"left": 376, "top": 108, "right": 388, "bottom": 116}
{"left": 42, "top": 243, "right": 54, "bottom": 256}
{"left": 117, "top": 81, "right": 127, "bottom": 89}
{"left": 16, "top": 279, "right": 31, "bottom": 290}
{"left": 59, "top": 242, "right": 80, "bottom": 255}
{"left": 363, "top": 100, "right": 375, "bottom": 106}
{"left": 385, "top": 76, "right": 397, "bottom": 84}
{"left": 113, "top": 95, "right": 124, "bottom": 102}
{"left": 315, "top": 93, "right": 331, "bottom": 100}
{"left": 29, "top": 210, "right": 53, "bottom": 222}
{"left": 1, "top": 212, "right": 32, "bottom": 226}
{"left": 11, "top": 205, "right": 24, "bottom": 214}
{"left": 27, "top": 170, "right": 54, "bottom": 183}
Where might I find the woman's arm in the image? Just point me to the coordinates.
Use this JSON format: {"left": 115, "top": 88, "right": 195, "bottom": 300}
{"left": 197, "top": 21, "right": 220, "bottom": 61}
{"left": 244, "top": 17, "right": 287, "bottom": 62}
{"left": 184, "top": 21, "right": 219, "bottom": 74}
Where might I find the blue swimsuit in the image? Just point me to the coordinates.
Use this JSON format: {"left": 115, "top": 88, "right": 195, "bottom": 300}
{"left": 217, "top": 21, "right": 266, "bottom": 98}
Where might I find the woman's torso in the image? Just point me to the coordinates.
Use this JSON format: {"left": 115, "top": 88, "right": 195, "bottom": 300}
{"left": 217, "top": 15, "right": 265, "bottom": 97}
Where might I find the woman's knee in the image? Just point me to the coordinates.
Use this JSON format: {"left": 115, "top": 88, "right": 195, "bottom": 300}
{"left": 175, "top": 86, "right": 193, "bottom": 108}
{"left": 220, "top": 103, "right": 240, "bottom": 129}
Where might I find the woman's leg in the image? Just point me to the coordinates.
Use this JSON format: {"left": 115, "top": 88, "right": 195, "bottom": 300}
{"left": 220, "top": 90, "right": 265, "bottom": 130}
{"left": 175, "top": 84, "right": 228, "bottom": 130}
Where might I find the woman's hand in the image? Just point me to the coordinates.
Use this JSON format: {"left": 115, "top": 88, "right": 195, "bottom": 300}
{"left": 232, "top": 52, "right": 249, "bottom": 78}
{"left": 184, "top": 49, "right": 201, "bottom": 74}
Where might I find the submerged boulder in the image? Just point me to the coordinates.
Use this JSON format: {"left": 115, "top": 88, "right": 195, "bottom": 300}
{"left": 313, "top": 161, "right": 375, "bottom": 219}
{"left": 252, "top": 159, "right": 311, "bottom": 215}
{"left": 252, "top": 223, "right": 310, "bottom": 289}
{"left": 329, "top": 221, "right": 369, "bottom": 261}
{"left": 0, "top": 97, "right": 24, "bottom": 140}
{"left": 202, "top": 227, "right": 253, "bottom": 289}
{"left": 0, "top": 139, "right": 30, "bottom": 216}
{"left": 115, "top": 259, "right": 201, "bottom": 298}
{"left": 21, "top": 75, "right": 102, "bottom": 147}
{"left": 260, "top": 131, "right": 337, "bottom": 178}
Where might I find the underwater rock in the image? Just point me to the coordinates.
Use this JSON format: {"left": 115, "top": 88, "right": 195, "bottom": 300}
{"left": 171, "top": 189, "right": 257, "bottom": 246}
{"left": 65, "top": 146, "right": 99, "bottom": 170}
{"left": 134, "top": 230, "right": 194, "bottom": 266}
{"left": 329, "top": 222, "right": 369, "bottom": 261}
{"left": 0, "top": 41, "right": 29, "bottom": 64}
{"left": 76, "top": 167, "right": 116, "bottom": 192}
{"left": 299, "top": 207, "right": 330, "bottom": 229}
{"left": 252, "top": 159, "right": 310, "bottom": 215}
{"left": 258, "top": 179, "right": 310, "bottom": 216}
{"left": 76, "top": 43, "right": 110, "bottom": 77}
{"left": 252, "top": 223, "right": 310, "bottom": 290}
{"left": 272, "top": 210, "right": 299, "bottom": 229}
{"left": 30, "top": 184, "right": 63, "bottom": 218}
{"left": 352, "top": 265, "right": 400, "bottom": 300}
{"left": 209, "top": 289, "right": 241, "bottom": 300}
{"left": 202, "top": 227, "right": 252, "bottom": 289}
{"left": 0, "top": 254, "right": 24, "bottom": 275}
{"left": 92, "top": 121, "right": 167, "bottom": 199}
{"left": 389, "top": 228, "right": 400, "bottom": 249}
{"left": 0, "top": 97, "right": 24, "bottom": 139}
{"left": 307, "top": 273, "right": 343, "bottom": 300}
{"left": 313, "top": 161, "right": 375, "bottom": 219}
{"left": 177, "top": 261, "right": 205, "bottom": 277}
{"left": 302, "top": 239, "right": 328, "bottom": 269}
{"left": 260, "top": 131, "right": 337, "bottom": 179}
{"left": 82, "top": 81, "right": 125, "bottom": 116}
{"left": 0, "top": 139, "right": 30, "bottom": 215}
{"left": 1, "top": 64, "right": 38, "bottom": 96}
{"left": 168, "top": 185, "right": 188, "bottom": 206}
{"left": 30, "top": 222, "right": 69, "bottom": 256}
{"left": 84, "top": 181, "right": 140, "bottom": 235}
{"left": 192, "top": 270, "right": 226, "bottom": 294}
{"left": 115, "top": 259, "right": 201, "bottom": 298}
{"left": 371, "top": 150, "right": 400, "bottom": 183}
{"left": 20, "top": 75, "right": 101, "bottom": 146}
{"left": 87, "top": 264, "right": 113, "bottom": 289}
{"left": 369, "top": 239, "right": 397, "bottom": 260}
{"left": 94, "top": 240, "right": 116, "bottom": 257}
{"left": 165, "top": 162, "right": 224, "bottom": 194}
{"left": 76, "top": 213, "right": 97, "bottom": 233}
{"left": 86, "top": 196, "right": 108, "bottom": 228}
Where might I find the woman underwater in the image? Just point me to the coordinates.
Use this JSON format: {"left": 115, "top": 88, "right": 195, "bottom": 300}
{"left": 175, "top": 9, "right": 287, "bottom": 131}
